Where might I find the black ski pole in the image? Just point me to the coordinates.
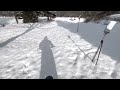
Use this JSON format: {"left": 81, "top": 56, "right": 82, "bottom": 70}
{"left": 95, "top": 40, "right": 104, "bottom": 65}
{"left": 91, "top": 33, "right": 106, "bottom": 63}
{"left": 91, "top": 42, "right": 101, "bottom": 62}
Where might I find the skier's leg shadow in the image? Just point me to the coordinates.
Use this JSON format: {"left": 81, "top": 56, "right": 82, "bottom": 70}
{"left": 39, "top": 36, "right": 57, "bottom": 79}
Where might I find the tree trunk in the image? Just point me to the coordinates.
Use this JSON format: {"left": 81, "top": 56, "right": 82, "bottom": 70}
{"left": 22, "top": 11, "right": 38, "bottom": 23}
{"left": 15, "top": 15, "right": 18, "bottom": 24}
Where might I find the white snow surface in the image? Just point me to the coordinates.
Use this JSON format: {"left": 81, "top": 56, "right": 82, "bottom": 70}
{"left": 110, "top": 14, "right": 120, "bottom": 18}
{"left": 0, "top": 17, "right": 120, "bottom": 79}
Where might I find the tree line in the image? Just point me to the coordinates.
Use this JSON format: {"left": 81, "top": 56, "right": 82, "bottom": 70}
{"left": 0, "top": 11, "right": 119, "bottom": 23}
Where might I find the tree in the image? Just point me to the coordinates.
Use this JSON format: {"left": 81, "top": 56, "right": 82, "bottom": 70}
{"left": 22, "top": 11, "right": 38, "bottom": 23}
{"left": 43, "top": 11, "right": 56, "bottom": 21}
{"left": 14, "top": 11, "right": 19, "bottom": 24}
{"left": 19, "top": 11, "right": 56, "bottom": 23}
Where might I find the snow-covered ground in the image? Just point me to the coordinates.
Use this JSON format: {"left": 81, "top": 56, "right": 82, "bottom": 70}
{"left": 0, "top": 16, "right": 120, "bottom": 79}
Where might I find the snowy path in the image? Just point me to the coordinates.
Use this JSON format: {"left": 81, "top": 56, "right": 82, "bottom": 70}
{"left": 0, "top": 17, "right": 119, "bottom": 79}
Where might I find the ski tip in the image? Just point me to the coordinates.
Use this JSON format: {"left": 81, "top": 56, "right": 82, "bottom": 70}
{"left": 45, "top": 76, "right": 53, "bottom": 79}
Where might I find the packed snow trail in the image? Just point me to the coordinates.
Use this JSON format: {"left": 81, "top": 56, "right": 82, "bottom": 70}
{"left": 0, "top": 17, "right": 119, "bottom": 79}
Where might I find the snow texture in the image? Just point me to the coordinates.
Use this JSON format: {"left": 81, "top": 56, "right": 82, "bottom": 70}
{"left": 0, "top": 16, "right": 120, "bottom": 79}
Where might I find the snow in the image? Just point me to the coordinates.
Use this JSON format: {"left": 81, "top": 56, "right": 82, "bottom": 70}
{"left": 106, "top": 21, "right": 117, "bottom": 30}
{"left": 0, "top": 16, "right": 120, "bottom": 79}
{"left": 110, "top": 14, "right": 120, "bottom": 18}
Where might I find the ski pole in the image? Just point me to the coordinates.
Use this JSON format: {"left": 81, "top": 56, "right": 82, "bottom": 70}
{"left": 77, "top": 15, "right": 81, "bottom": 32}
{"left": 95, "top": 40, "right": 103, "bottom": 65}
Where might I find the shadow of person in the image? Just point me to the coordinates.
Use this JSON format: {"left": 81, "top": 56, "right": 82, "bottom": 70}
{"left": 39, "top": 36, "right": 57, "bottom": 79}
